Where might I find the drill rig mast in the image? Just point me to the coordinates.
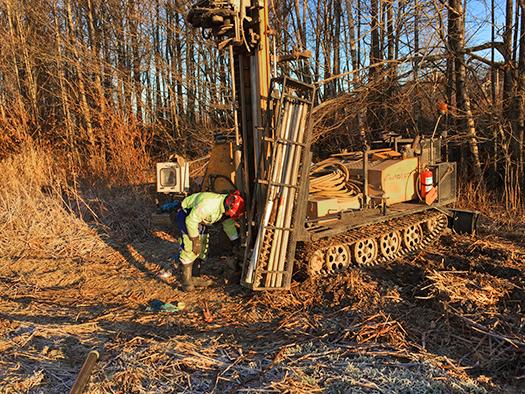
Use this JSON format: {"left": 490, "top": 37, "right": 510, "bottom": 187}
{"left": 188, "top": 0, "right": 317, "bottom": 290}
{"left": 188, "top": 0, "right": 272, "bottom": 201}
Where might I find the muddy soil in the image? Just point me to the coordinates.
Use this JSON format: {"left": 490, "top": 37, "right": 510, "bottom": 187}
{"left": 0, "top": 221, "right": 524, "bottom": 393}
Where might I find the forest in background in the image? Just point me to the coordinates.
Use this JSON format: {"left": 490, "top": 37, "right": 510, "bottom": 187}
{"left": 0, "top": 0, "right": 524, "bottom": 210}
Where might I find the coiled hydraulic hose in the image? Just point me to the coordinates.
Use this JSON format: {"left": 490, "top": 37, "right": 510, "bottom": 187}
{"left": 309, "top": 158, "right": 361, "bottom": 201}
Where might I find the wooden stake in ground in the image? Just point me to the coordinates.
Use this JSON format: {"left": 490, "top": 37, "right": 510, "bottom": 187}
{"left": 69, "top": 350, "right": 100, "bottom": 394}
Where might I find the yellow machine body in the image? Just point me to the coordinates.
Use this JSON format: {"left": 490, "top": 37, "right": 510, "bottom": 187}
{"left": 201, "top": 142, "right": 237, "bottom": 194}
{"left": 307, "top": 196, "right": 361, "bottom": 218}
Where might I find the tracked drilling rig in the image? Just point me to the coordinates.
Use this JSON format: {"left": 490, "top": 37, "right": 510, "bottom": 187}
{"left": 157, "top": 0, "right": 477, "bottom": 291}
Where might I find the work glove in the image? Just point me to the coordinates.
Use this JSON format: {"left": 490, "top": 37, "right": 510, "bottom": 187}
{"left": 159, "top": 200, "right": 180, "bottom": 214}
{"left": 191, "top": 237, "right": 202, "bottom": 256}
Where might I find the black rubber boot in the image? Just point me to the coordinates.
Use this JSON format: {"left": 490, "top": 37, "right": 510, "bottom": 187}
{"left": 181, "top": 263, "right": 195, "bottom": 292}
{"left": 181, "top": 262, "right": 212, "bottom": 291}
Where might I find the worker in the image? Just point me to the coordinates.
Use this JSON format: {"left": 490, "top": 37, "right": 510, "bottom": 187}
{"left": 170, "top": 190, "right": 245, "bottom": 291}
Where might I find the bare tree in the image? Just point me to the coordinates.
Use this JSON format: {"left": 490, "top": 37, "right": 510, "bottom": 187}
{"left": 448, "top": 0, "right": 482, "bottom": 177}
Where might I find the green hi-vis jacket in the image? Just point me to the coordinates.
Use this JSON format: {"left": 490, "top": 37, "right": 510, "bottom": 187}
{"left": 181, "top": 192, "right": 239, "bottom": 241}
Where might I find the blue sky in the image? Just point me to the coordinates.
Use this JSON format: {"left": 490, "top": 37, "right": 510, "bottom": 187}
{"left": 466, "top": 0, "right": 507, "bottom": 60}
{"left": 467, "top": 0, "right": 496, "bottom": 42}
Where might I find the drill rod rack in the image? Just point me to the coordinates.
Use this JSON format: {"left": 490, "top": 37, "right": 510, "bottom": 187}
{"left": 243, "top": 77, "right": 315, "bottom": 290}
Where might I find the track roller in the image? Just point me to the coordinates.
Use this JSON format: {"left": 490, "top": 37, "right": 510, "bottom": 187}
{"left": 403, "top": 224, "right": 423, "bottom": 250}
{"left": 379, "top": 231, "right": 401, "bottom": 259}
{"left": 326, "top": 245, "right": 351, "bottom": 272}
{"left": 353, "top": 238, "right": 378, "bottom": 266}
{"left": 308, "top": 250, "right": 325, "bottom": 275}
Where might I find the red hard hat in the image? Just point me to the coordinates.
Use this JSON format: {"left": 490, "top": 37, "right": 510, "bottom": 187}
{"left": 225, "top": 190, "right": 245, "bottom": 220}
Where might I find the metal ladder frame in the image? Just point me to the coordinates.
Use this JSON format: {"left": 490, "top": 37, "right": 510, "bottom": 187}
{"left": 243, "top": 77, "right": 315, "bottom": 290}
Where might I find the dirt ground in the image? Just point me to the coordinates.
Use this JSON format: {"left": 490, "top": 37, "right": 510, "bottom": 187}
{"left": 1, "top": 205, "right": 524, "bottom": 392}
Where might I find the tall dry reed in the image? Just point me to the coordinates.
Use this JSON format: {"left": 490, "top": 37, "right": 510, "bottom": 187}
{"left": 0, "top": 146, "right": 111, "bottom": 262}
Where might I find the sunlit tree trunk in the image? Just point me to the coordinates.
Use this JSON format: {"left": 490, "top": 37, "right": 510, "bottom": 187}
{"left": 448, "top": 0, "right": 482, "bottom": 177}
{"left": 4, "top": 0, "right": 26, "bottom": 130}
{"left": 86, "top": 0, "right": 106, "bottom": 125}
{"left": 13, "top": 3, "right": 38, "bottom": 127}
{"left": 53, "top": 1, "right": 74, "bottom": 149}
{"left": 65, "top": 0, "right": 95, "bottom": 148}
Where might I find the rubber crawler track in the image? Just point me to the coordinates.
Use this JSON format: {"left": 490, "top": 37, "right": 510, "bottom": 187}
{"left": 302, "top": 210, "right": 449, "bottom": 276}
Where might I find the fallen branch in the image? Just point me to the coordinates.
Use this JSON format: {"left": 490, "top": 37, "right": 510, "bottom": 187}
{"left": 449, "top": 306, "right": 525, "bottom": 350}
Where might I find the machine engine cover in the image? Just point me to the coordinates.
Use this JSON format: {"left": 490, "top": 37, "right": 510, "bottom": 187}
{"left": 308, "top": 196, "right": 361, "bottom": 218}
{"left": 348, "top": 158, "right": 418, "bottom": 205}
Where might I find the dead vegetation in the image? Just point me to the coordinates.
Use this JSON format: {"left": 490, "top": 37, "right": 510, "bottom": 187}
{"left": 1, "top": 0, "right": 524, "bottom": 390}
{"left": 0, "top": 147, "right": 113, "bottom": 263}
{"left": 0, "top": 148, "right": 524, "bottom": 393}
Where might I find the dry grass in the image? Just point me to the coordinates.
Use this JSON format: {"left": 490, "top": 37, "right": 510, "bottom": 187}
{"left": 0, "top": 146, "right": 113, "bottom": 263}
{"left": 84, "top": 116, "right": 155, "bottom": 187}
{"left": 426, "top": 270, "right": 511, "bottom": 308}
{"left": 457, "top": 180, "right": 525, "bottom": 224}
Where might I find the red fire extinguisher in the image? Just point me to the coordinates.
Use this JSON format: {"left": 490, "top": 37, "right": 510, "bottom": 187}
{"left": 420, "top": 168, "right": 433, "bottom": 198}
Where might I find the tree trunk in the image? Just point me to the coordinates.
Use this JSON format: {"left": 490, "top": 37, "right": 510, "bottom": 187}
{"left": 186, "top": 29, "right": 195, "bottom": 124}
{"left": 65, "top": 0, "right": 95, "bottom": 148}
{"left": 357, "top": 0, "right": 362, "bottom": 69}
{"left": 413, "top": 0, "right": 421, "bottom": 132}
{"left": 514, "top": 0, "right": 525, "bottom": 192}
{"left": 394, "top": 0, "right": 405, "bottom": 60}
{"left": 129, "top": 0, "right": 143, "bottom": 122}
{"left": 175, "top": 12, "right": 184, "bottom": 121}
{"left": 370, "top": 0, "right": 382, "bottom": 78}
{"left": 368, "top": 0, "right": 383, "bottom": 137}
{"left": 154, "top": 0, "right": 164, "bottom": 122}
{"left": 4, "top": 0, "right": 27, "bottom": 132}
{"left": 491, "top": 0, "right": 498, "bottom": 174}
{"left": 333, "top": 0, "right": 342, "bottom": 96}
{"left": 86, "top": 0, "right": 106, "bottom": 125}
{"left": 386, "top": 0, "right": 394, "bottom": 62}
{"left": 449, "top": 0, "right": 482, "bottom": 177}
{"left": 13, "top": 3, "right": 38, "bottom": 127}
{"left": 345, "top": 0, "right": 359, "bottom": 80}
{"left": 53, "top": 1, "right": 74, "bottom": 150}
{"left": 503, "top": 0, "right": 514, "bottom": 118}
